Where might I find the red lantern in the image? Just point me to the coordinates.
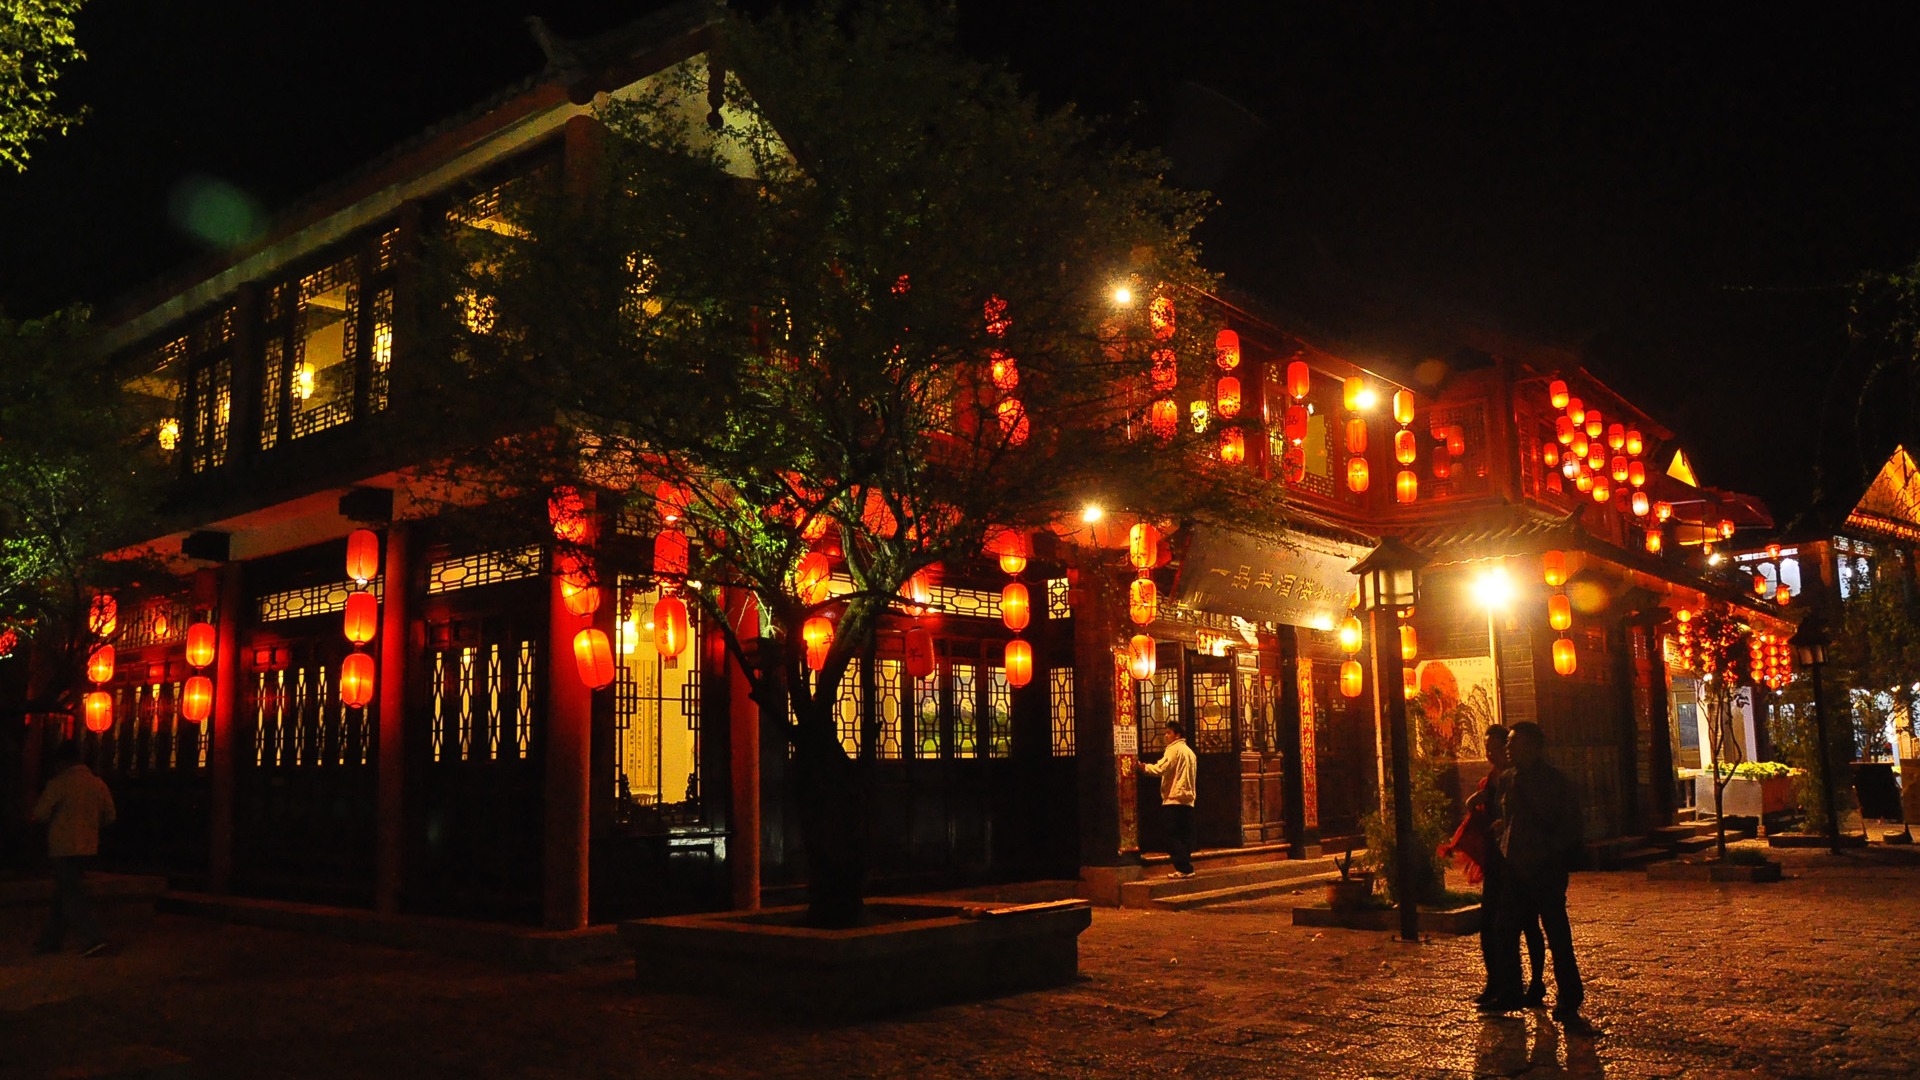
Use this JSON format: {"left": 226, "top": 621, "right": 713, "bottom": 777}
{"left": 340, "top": 652, "right": 376, "bottom": 707}
{"left": 653, "top": 596, "right": 690, "bottom": 658}
{"left": 1215, "top": 329, "right": 1241, "bottom": 371}
{"left": 1347, "top": 456, "right": 1370, "bottom": 493}
{"left": 1432, "top": 447, "right": 1452, "bottom": 480}
{"left": 1541, "top": 443, "right": 1560, "bottom": 468}
{"left": 1283, "top": 404, "right": 1308, "bottom": 444}
{"left": 900, "top": 569, "right": 931, "bottom": 610}
{"left": 1592, "top": 477, "right": 1611, "bottom": 503}
{"left": 548, "top": 486, "right": 589, "bottom": 543}
{"left": 988, "top": 527, "right": 1029, "bottom": 576}
{"left": 1607, "top": 423, "right": 1625, "bottom": 451}
{"left": 185, "top": 622, "right": 217, "bottom": 668}
{"left": 904, "top": 627, "right": 936, "bottom": 679}
{"left": 1626, "top": 429, "right": 1644, "bottom": 456}
{"left": 998, "top": 398, "right": 1030, "bottom": 445}
{"left": 793, "top": 552, "right": 832, "bottom": 606}
{"left": 1399, "top": 624, "right": 1418, "bottom": 662}
{"left": 1776, "top": 585, "right": 1791, "bottom": 605}
{"left": 1631, "top": 491, "right": 1650, "bottom": 517}
{"left": 1542, "top": 551, "right": 1567, "bottom": 587}
{"left": 1548, "top": 593, "right": 1572, "bottom": 632}
{"left": 1611, "top": 456, "right": 1629, "bottom": 483}
{"left": 1555, "top": 415, "right": 1575, "bottom": 445}
{"left": 1392, "top": 389, "right": 1415, "bottom": 426}
{"left": 1395, "top": 469, "right": 1418, "bottom": 503}
{"left": 561, "top": 574, "right": 600, "bottom": 617}
{"left": 1343, "top": 376, "right": 1365, "bottom": 411}
{"left": 1220, "top": 428, "right": 1245, "bottom": 465}
{"left": 84, "top": 691, "right": 113, "bottom": 732}
{"left": 1004, "top": 638, "right": 1034, "bottom": 688}
{"left": 1720, "top": 519, "right": 1736, "bottom": 540}
{"left": 346, "top": 530, "right": 380, "bottom": 586}
{"left": 1345, "top": 418, "right": 1367, "bottom": 455}
{"left": 1394, "top": 429, "right": 1416, "bottom": 465}
{"left": 1628, "top": 460, "right": 1647, "bottom": 488}
{"left": 1127, "top": 634, "right": 1157, "bottom": 682}
{"left": 1281, "top": 445, "right": 1306, "bottom": 483}
{"left": 86, "top": 645, "right": 114, "bottom": 684}
{"left": 1149, "top": 398, "right": 1177, "bottom": 440}
{"left": 1566, "top": 397, "right": 1585, "bottom": 426}
{"left": 1552, "top": 637, "right": 1577, "bottom": 676}
{"left": 1001, "top": 582, "right": 1031, "bottom": 631}
{"left": 1338, "top": 615, "right": 1363, "bottom": 654}
{"left": 1150, "top": 348, "right": 1177, "bottom": 392}
{"left": 88, "top": 594, "right": 118, "bottom": 638}
{"left": 1128, "top": 523, "right": 1161, "bottom": 570}
{"left": 1549, "top": 379, "right": 1569, "bottom": 409}
{"left": 1215, "top": 376, "right": 1242, "bottom": 419}
{"left": 1654, "top": 501, "right": 1673, "bottom": 523}
{"left": 181, "top": 675, "right": 213, "bottom": 723}
{"left": 655, "top": 482, "right": 692, "bottom": 525}
{"left": 344, "top": 590, "right": 379, "bottom": 645}
{"left": 1286, "top": 360, "right": 1310, "bottom": 400}
{"left": 803, "top": 615, "right": 833, "bottom": 672}
{"left": 1753, "top": 572, "right": 1769, "bottom": 596}
{"left": 990, "top": 351, "right": 1019, "bottom": 391}
{"left": 1584, "top": 409, "right": 1603, "bottom": 440}
{"left": 1339, "top": 659, "right": 1363, "bottom": 698}
{"left": 572, "top": 629, "right": 614, "bottom": 689}
{"left": 1129, "top": 577, "right": 1157, "bottom": 626}
{"left": 1645, "top": 529, "right": 1662, "bottom": 553}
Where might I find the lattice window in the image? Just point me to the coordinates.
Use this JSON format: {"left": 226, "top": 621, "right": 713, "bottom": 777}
{"left": 985, "top": 667, "right": 1012, "bottom": 758}
{"left": 1046, "top": 577, "right": 1071, "bottom": 619}
{"left": 1193, "top": 671, "right": 1233, "bottom": 753}
{"left": 872, "top": 659, "right": 905, "bottom": 759}
{"left": 189, "top": 357, "right": 231, "bottom": 473}
{"left": 250, "top": 657, "right": 370, "bottom": 769}
{"left": 369, "top": 287, "right": 393, "bottom": 413}
{"left": 952, "top": 661, "right": 979, "bottom": 757}
{"left": 375, "top": 227, "right": 400, "bottom": 272}
{"left": 429, "top": 636, "right": 538, "bottom": 764}
{"left": 259, "top": 332, "right": 286, "bottom": 450}
{"left": 1136, "top": 666, "right": 1179, "bottom": 755}
{"left": 927, "top": 583, "right": 1002, "bottom": 620}
{"left": 285, "top": 258, "right": 361, "bottom": 439}
{"left": 913, "top": 669, "right": 941, "bottom": 759}
{"left": 833, "top": 670, "right": 864, "bottom": 756}
{"left": 427, "top": 546, "right": 542, "bottom": 594}
{"left": 611, "top": 576, "right": 700, "bottom": 825}
{"left": 1049, "top": 666, "right": 1076, "bottom": 755}
{"left": 257, "top": 578, "right": 384, "bottom": 622}
{"left": 118, "top": 600, "right": 190, "bottom": 649}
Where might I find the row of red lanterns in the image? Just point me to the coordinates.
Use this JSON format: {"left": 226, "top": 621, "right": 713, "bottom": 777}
{"left": 1542, "top": 550, "right": 1577, "bottom": 676}
{"left": 986, "top": 296, "right": 1030, "bottom": 447}
{"left": 80, "top": 593, "right": 220, "bottom": 732}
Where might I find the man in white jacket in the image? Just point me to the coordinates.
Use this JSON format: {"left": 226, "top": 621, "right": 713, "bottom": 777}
{"left": 32, "top": 740, "right": 117, "bottom": 956}
{"left": 1139, "top": 720, "right": 1198, "bottom": 877}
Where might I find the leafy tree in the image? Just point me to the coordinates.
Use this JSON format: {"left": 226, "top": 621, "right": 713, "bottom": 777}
{"left": 410, "top": 3, "right": 1284, "bottom": 925}
{"left": 1671, "top": 603, "right": 1768, "bottom": 857}
{"left": 0, "top": 0, "right": 88, "bottom": 172}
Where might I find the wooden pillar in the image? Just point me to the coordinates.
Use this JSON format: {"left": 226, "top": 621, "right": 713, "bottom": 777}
{"left": 543, "top": 573, "right": 592, "bottom": 930}
{"left": 1072, "top": 571, "right": 1130, "bottom": 867}
{"left": 374, "top": 523, "right": 411, "bottom": 914}
{"left": 1280, "top": 630, "right": 1322, "bottom": 857}
{"left": 207, "top": 562, "right": 244, "bottom": 893}
{"left": 727, "top": 597, "right": 761, "bottom": 910}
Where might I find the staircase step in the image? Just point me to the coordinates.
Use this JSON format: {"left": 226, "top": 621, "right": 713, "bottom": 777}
{"left": 1118, "top": 852, "right": 1350, "bottom": 908}
{"left": 1615, "top": 846, "right": 1671, "bottom": 870}
{"left": 1151, "top": 870, "right": 1343, "bottom": 911}
{"left": 1140, "top": 841, "right": 1293, "bottom": 871}
{"left": 1672, "top": 836, "right": 1717, "bottom": 854}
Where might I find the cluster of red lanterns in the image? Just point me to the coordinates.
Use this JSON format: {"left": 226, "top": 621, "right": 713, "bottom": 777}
{"left": 1751, "top": 544, "right": 1793, "bottom": 607}
{"left": 990, "top": 527, "right": 1034, "bottom": 687}
{"left": 985, "top": 296, "right": 1029, "bottom": 447}
{"left": 1342, "top": 377, "right": 1370, "bottom": 495}
{"left": 1392, "top": 389, "right": 1418, "bottom": 504}
{"left": 1543, "top": 550, "right": 1576, "bottom": 676}
{"left": 340, "top": 528, "right": 381, "bottom": 709}
{"left": 1546, "top": 379, "right": 1655, "bottom": 541}
{"left": 1126, "top": 523, "right": 1160, "bottom": 683}
{"left": 1429, "top": 419, "right": 1465, "bottom": 481}
{"left": 565, "top": 484, "right": 695, "bottom": 691}
{"left": 181, "top": 618, "right": 216, "bottom": 724}
{"left": 1672, "top": 608, "right": 1700, "bottom": 673}
{"left": 1146, "top": 296, "right": 1180, "bottom": 442}
{"left": 1337, "top": 607, "right": 1363, "bottom": 698}
{"left": 1749, "top": 630, "right": 1792, "bottom": 690}
{"left": 1272, "top": 350, "right": 1307, "bottom": 480}
{"left": 81, "top": 594, "right": 118, "bottom": 732}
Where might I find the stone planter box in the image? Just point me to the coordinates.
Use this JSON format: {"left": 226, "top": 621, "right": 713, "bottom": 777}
{"left": 1693, "top": 774, "right": 1797, "bottom": 818}
{"left": 1291, "top": 902, "right": 1481, "bottom": 934}
{"left": 618, "top": 897, "right": 1092, "bottom": 1019}
{"left": 1325, "top": 875, "right": 1375, "bottom": 911}
{"left": 1767, "top": 832, "right": 1868, "bottom": 849}
{"left": 1646, "top": 860, "right": 1782, "bottom": 883}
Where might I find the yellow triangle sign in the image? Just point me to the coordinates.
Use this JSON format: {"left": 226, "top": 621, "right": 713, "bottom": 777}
{"left": 1666, "top": 449, "right": 1698, "bottom": 487}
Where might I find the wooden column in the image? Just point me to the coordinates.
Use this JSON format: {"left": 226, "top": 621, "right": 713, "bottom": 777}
{"left": 374, "top": 523, "right": 411, "bottom": 914}
{"left": 207, "top": 562, "right": 244, "bottom": 893}
{"left": 1072, "top": 571, "right": 1130, "bottom": 867}
{"left": 543, "top": 573, "right": 592, "bottom": 930}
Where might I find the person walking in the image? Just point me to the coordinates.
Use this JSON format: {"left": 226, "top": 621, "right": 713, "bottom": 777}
{"left": 1139, "top": 720, "right": 1197, "bottom": 878}
{"left": 1487, "top": 721, "right": 1586, "bottom": 1024}
{"left": 32, "top": 740, "right": 117, "bottom": 957}
{"left": 1445, "top": 725, "right": 1546, "bottom": 1007}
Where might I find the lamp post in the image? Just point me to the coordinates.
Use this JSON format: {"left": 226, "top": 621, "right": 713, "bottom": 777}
{"left": 1471, "top": 563, "right": 1516, "bottom": 726}
{"left": 1352, "top": 537, "right": 1430, "bottom": 943}
{"left": 1790, "top": 615, "right": 1842, "bottom": 855}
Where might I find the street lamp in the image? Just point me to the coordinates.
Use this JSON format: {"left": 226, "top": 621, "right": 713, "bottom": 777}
{"left": 1789, "top": 614, "right": 1843, "bottom": 855}
{"left": 1471, "top": 564, "right": 1514, "bottom": 727}
{"left": 1352, "top": 536, "right": 1430, "bottom": 943}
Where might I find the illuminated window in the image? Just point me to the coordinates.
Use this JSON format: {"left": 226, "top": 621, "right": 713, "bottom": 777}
{"left": 612, "top": 577, "right": 702, "bottom": 825}
{"left": 1049, "top": 666, "right": 1076, "bottom": 756}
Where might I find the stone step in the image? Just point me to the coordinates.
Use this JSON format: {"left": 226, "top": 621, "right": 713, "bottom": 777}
{"left": 1118, "top": 852, "right": 1349, "bottom": 908}
{"left": 1671, "top": 836, "right": 1717, "bottom": 854}
{"left": 1150, "top": 870, "right": 1345, "bottom": 911}
{"left": 1614, "top": 846, "right": 1672, "bottom": 870}
{"left": 1139, "top": 841, "right": 1294, "bottom": 871}
{"left": 1649, "top": 824, "right": 1715, "bottom": 847}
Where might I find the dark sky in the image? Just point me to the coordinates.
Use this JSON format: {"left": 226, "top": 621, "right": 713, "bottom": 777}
{"left": 6, "top": 1, "right": 1920, "bottom": 524}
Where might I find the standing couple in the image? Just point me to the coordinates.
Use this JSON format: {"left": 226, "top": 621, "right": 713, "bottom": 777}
{"left": 1441, "top": 721, "right": 1588, "bottom": 1026}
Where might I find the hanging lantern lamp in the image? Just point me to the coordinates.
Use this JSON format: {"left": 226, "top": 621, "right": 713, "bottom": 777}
{"left": 1129, "top": 577, "right": 1158, "bottom": 626}
{"left": 1549, "top": 379, "right": 1570, "bottom": 409}
{"left": 346, "top": 530, "right": 380, "bottom": 586}
{"left": 185, "top": 622, "right": 217, "bottom": 669}
{"left": 1548, "top": 593, "right": 1572, "bottom": 632}
{"left": 181, "top": 675, "right": 213, "bottom": 724}
{"left": 1393, "top": 389, "right": 1415, "bottom": 426}
{"left": 1394, "top": 429, "right": 1417, "bottom": 465}
{"left": 1566, "top": 398, "right": 1585, "bottom": 426}
{"left": 653, "top": 596, "right": 690, "bottom": 658}
{"left": 1215, "top": 329, "right": 1241, "bottom": 370}
{"left": 1654, "top": 501, "right": 1673, "bottom": 523}
{"left": 86, "top": 645, "right": 115, "bottom": 685}
{"left": 1631, "top": 491, "right": 1650, "bottom": 517}
{"left": 1220, "top": 428, "right": 1246, "bottom": 464}
{"left": 344, "top": 590, "right": 379, "bottom": 645}
{"left": 1552, "top": 637, "right": 1577, "bottom": 676}
{"left": 794, "top": 551, "right": 832, "bottom": 606}
{"left": 1127, "top": 634, "right": 1158, "bottom": 682}
{"left": 1286, "top": 360, "right": 1311, "bottom": 400}
{"left": 340, "top": 652, "right": 377, "bottom": 707}
{"left": 1645, "top": 529, "right": 1662, "bottom": 553}
{"left": 1542, "top": 550, "right": 1567, "bottom": 587}
{"left": 1395, "top": 469, "right": 1419, "bottom": 503}
{"left": 654, "top": 529, "right": 690, "bottom": 578}
{"left": 904, "top": 627, "right": 936, "bottom": 679}
{"left": 548, "top": 486, "right": 589, "bottom": 543}
{"left": 1345, "top": 418, "right": 1368, "bottom": 455}
{"left": 1556, "top": 416, "right": 1575, "bottom": 445}
{"left": 1626, "top": 429, "right": 1644, "bottom": 456}
{"left": 1347, "top": 457, "right": 1370, "bottom": 493}
{"left": 1004, "top": 639, "right": 1034, "bottom": 688}
{"left": 1399, "top": 623, "right": 1418, "bottom": 661}
{"left": 88, "top": 594, "right": 118, "bottom": 638}
{"left": 1001, "top": 582, "right": 1031, "bottom": 631}
{"left": 572, "top": 629, "right": 615, "bottom": 689}
{"left": 1339, "top": 659, "right": 1364, "bottom": 698}
{"left": 1216, "top": 376, "right": 1242, "bottom": 419}
{"left": 1128, "top": 523, "right": 1161, "bottom": 570}
{"left": 1338, "top": 615, "right": 1363, "bottom": 654}
{"left": 84, "top": 691, "right": 113, "bottom": 732}
{"left": 802, "top": 615, "right": 834, "bottom": 671}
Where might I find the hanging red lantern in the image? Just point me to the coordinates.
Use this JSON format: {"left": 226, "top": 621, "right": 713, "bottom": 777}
{"left": 1592, "top": 477, "right": 1611, "bottom": 504}
{"left": 1719, "top": 519, "right": 1736, "bottom": 540}
{"left": 653, "top": 596, "right": 690, "bottom": 658}
{"left": 343, "top": 590, "right": 379, "bottom": 645}
{"left": 86, "top": 644, "right": 114, "bottom": 684}
{"left": 1628, "top": 460, "right": 1647, "bottom": 488}
{"left": 1607, "top": 423, "right": 1626, "bottom": 451}
{"left": 340, "top": 652, "right": 376, "bottom": 707}
{"left": 88, "top": 594, "right": 118, "bottom": 638}
{"left": 653, "top": 529, "right": 690, "bottom": 578}
{"left": 989, "top": 351, "right": 1019, "bottom": 391}
{"left": 1150, "top": 348, "right": 1177, "bottom": 392}
{"left": 1654, "top": 501, "right": 1673, "bottom": 523}
{"left": 1548, "top": 593, "right": 1572, "bottom": 632}
{"left": 1395, "top": 469, "right": 1418, "bottom": 503}
{"left": 1545, "top": 471, "right": 1563, "bottom": 494}
{"left": 1555, "top": 415, "right": 1575, "bottom": 445}
{"left": 1215, "top": 376, "right": 1242, "bottom": 419}
{"left": 1148, "top": 295, "right": 1175, "bottom": 339}
{"left": 346, "top": 530, "right": 380, "bottom": 586}
{"left": 1338, "top": 614, "right": 1363, "bottom": 654}
{"left": 1776, "top": 585, "right": 1791, "bottom": 605}
{"left": 988, "top": 527, "right": 1029, "bottom": 575}
{"left": 1631, "top": 491, "right": 1650, "bottom": 517}
{"left": 1432, "top": 447, "right": 1452, "bottom": 480}
{"left": 1541, "top": 443, "right": 1560, "bottom": 468}
{"left": 84, "top": 691, "right": 113, "bottom": 732}
{"left": 1342, "top": 376, "right": 1365, "bottom": 411}
{"left": 185, "top": 621, "right": 217, "bottom": 669}
{"left": 904, "top": 627, "right": 936, "bottom": 679}
{"left": 181, "top": 675, "right": 213, "bottom": 723}
{"left": 1394, "top": 429, "right": 1417, "bottom": 465}
{"left": 1585, "top": 409, "right": 1604, "bottom": 439}
{"left": 1282, "top": 445, "right": 1306, "bottom": 483}
{"left": 1552, "top": 637, "right": 1577, "bottom": 676}
{"left": 1127, "top": 634, "right": 1157, "bottom": 682}
{"left": 1004, "top": 638, "right": 1034, "bottom": 688}
{"left": 1129, "top": 577, "right": 1158, "bottom": 626}
{"left": 1339, "top": 659, "right": 1363, "bottom": 698}
{"left": 561, "top": 577, "right": 600, "bottom": 617}
{"left": 1399, "top": 624, "right": 1418, "bottom": 662}
{"left": 803, "top": 615, "right": 834, "bottom": 672}
{"left": 900, "top": 569, "right": 932, "bottom": 610}
{"left": 1001, "top": 582, "right": 1031, "bottom": 631}
{"left": 1611, "top": 456, "right": 1629, "bottom": 483}
{"left": 548, "top": 486, "right": 589, "bottom": 543}
{"left": 1283, "top": 405, "right": 1308, "bottom": 444}
{"left": 1645, "top": 529, "right": 1662, "bottom": 553}
{"left": 1403, "top": 667, "right": 1419, "bottom": 698}
{"left": 655, "top": 482, "right": 692, "bottom": 525}
{"left": 1149, "top": 398, "right": 1178, "bottom": 440}
{"left": 1391, "top": 389, "right": 1414, "bottom": 426}
{"left": 1549, "top": 379, "right": 1569, "bottom": 409}
{"left": 1566, "top": 397, "right": 1585, "bottom": 426}
{"left": 1347, "top": 457, "right": 1370, "bottom": 493}
{"left": 1215, "top": 329, "right": 1241, "bottom": 371}
{"left": 998, "top": 398, "right": 1030, "bottom": 445}
{"left": 1542, "top": 550, "right": 1567, "bottom": 587}
{"left": 1220, "top": 428, "right": 1246, "bottom": 465}
{"left": 1345, "top": 418, "right": 1367, "bottom": 455}
{"left": 572, "top": 629, "right": 615, "bottom": 689}
{"left": 793, "top": 551, "right": 833, "bottom": 606}
{"left": 1286, "top": 360, "right": 1310, "bottom": 400}
{"left": 1626, "top": 429, "right": 1644, "bottom": 456}
{"left": 1588, "top": 447, "right": 1606, "bottom": 473}
{"left": 1575, "top": 473, "right": 1593, "bottom": 493}
{"left": 1128, "top": 523, "right": 1160, "bottom": 570}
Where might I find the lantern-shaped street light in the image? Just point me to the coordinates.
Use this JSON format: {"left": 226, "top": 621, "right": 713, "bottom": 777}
{"left": 1789, "top": 615, "right": 1842, "bottom": 855}
{"left": 1351, "top": 536, "right": 1429, "bottom": 943}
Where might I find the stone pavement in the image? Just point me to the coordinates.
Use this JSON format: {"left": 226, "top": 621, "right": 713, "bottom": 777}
{"left": 2, "top": 843, "right": 1916, "bottom": 1079}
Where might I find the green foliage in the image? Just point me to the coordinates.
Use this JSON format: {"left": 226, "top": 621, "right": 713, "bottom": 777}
{"left": 1828, "top": 583, "right": 1920, "bottom": 758}
{"left": 1708, "top": 761, "right": 1794, "bottom": 781}
{"left": 1720, "top": 846, "right": 1771, "bottom": 867}
{"left": 0, "top": 0, "right": 87, "bottom": 172}
{"left": 1360, "top": 751, "right": 1453, "bottom": 907}
{"left": 1768, "top": 693, "right": 1847, "bottom": 833}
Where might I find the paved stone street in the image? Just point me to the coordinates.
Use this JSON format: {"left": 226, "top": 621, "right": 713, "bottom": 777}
{"left": 3, "top": 844, "right": 1917, "bottom": 1079}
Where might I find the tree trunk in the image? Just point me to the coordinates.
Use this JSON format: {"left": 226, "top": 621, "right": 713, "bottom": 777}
{"left": 791, "top": 705, "right": 871, "bottom": 928}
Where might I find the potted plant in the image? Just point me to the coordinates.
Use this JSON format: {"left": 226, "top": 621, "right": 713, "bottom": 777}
{"left": 1326, "top": 849, "right": 1375, "bottom": 910}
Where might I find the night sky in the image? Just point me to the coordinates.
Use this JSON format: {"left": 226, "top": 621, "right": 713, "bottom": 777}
{"left": 6, "top": 1, "right": 1920, "bottom": 525}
